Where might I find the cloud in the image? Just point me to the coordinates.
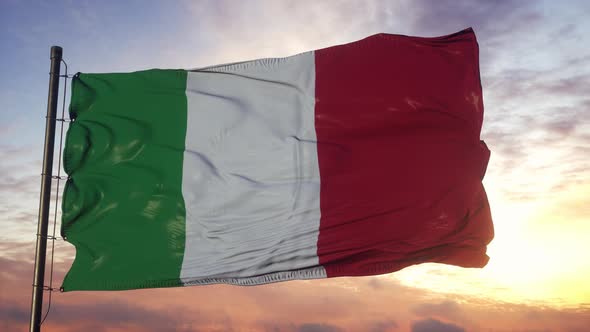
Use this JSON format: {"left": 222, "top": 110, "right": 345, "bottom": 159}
{"left": 369, "top": 320, "right": 398, "bottom": 332}
{"left": 411, "top": 318, "right": 465, "bottom": 332}
{"left": 49, "top": 300, "right": 194, "bottom": 331}
{"left": 0, "top": 303, "right": 28, "bottom": 324}
{"left": 179, "top": 0, "right": 549, "bottom": 71}
{"left": 181, "top": 0, "right": 402, "bottom": 66}
{"left": 0, "top": 140, "right": 68, "bottom": 244}
{"left": 412, "top": 301, "right": 462, "bottom": 321}
{"left": 0, "top": 242, "right": 35, "bottom": 262}
{"left": 0, "top": 298, "right": 200, "bottom": 332}
{"left": 409, "top": 0, "right": 540, "bottom": 35}
{"left": 485, "top": 70, "right": 590, "bottom": 110}
{"left": 2, "top": 251, "right": 590, "bottom": 332}
{"left": 481, "top": 87, "right": 589, "bottom": 204}
{"left": 298, "top": 323, "right": 344, "bottom": 332}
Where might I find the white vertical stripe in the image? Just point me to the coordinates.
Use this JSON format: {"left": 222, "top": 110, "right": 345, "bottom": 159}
{"left": 180, "top": 52, "right": 326, "bottom": 285}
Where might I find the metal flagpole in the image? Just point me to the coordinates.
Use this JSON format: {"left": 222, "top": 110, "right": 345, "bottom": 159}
{"left": 29, "top": 45, "right": 63, "bottom": 332}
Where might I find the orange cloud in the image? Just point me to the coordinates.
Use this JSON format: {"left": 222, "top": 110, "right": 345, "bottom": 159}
{"left": 2, "top": 248, "right": 589, "bottom": 332}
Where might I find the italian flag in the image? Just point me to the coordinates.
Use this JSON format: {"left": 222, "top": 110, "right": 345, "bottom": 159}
{"left": 61, "top": 28, "right": 493, "bottom": 291}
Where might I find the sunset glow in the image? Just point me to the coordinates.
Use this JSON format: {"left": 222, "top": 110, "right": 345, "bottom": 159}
{"left": 1, "top": 1, "right": 589, "bottom": 331}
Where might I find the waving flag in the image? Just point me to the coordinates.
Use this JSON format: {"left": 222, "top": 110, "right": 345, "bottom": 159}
{"left": 61, "top": 28, "right": 493, "bottom": 291}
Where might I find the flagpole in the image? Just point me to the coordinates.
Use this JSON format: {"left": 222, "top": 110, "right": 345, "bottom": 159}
{"left": 29, "top": 45, "right": 62, "bottom": 332}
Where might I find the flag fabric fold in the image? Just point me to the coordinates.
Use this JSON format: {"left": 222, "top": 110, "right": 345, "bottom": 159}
{"left": 61, "top": 27, "right": 493, "bottom": 291}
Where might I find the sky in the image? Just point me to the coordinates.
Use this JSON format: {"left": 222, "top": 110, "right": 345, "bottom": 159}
{"left": 1, "top": 0, "right": 589, "bottom": 331}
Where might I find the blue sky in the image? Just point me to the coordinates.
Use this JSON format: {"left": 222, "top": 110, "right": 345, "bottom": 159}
{"left": 1, "top": 1, "right": 590, "bottom": 331}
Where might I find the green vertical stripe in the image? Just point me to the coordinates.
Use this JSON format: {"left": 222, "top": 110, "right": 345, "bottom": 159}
{"left": 61, "top": 70, "right": 188, "bottom": 291}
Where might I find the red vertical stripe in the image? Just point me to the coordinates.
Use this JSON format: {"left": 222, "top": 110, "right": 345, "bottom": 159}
{"left": 314, "top": 28, "right": 493, "bottom": 277}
